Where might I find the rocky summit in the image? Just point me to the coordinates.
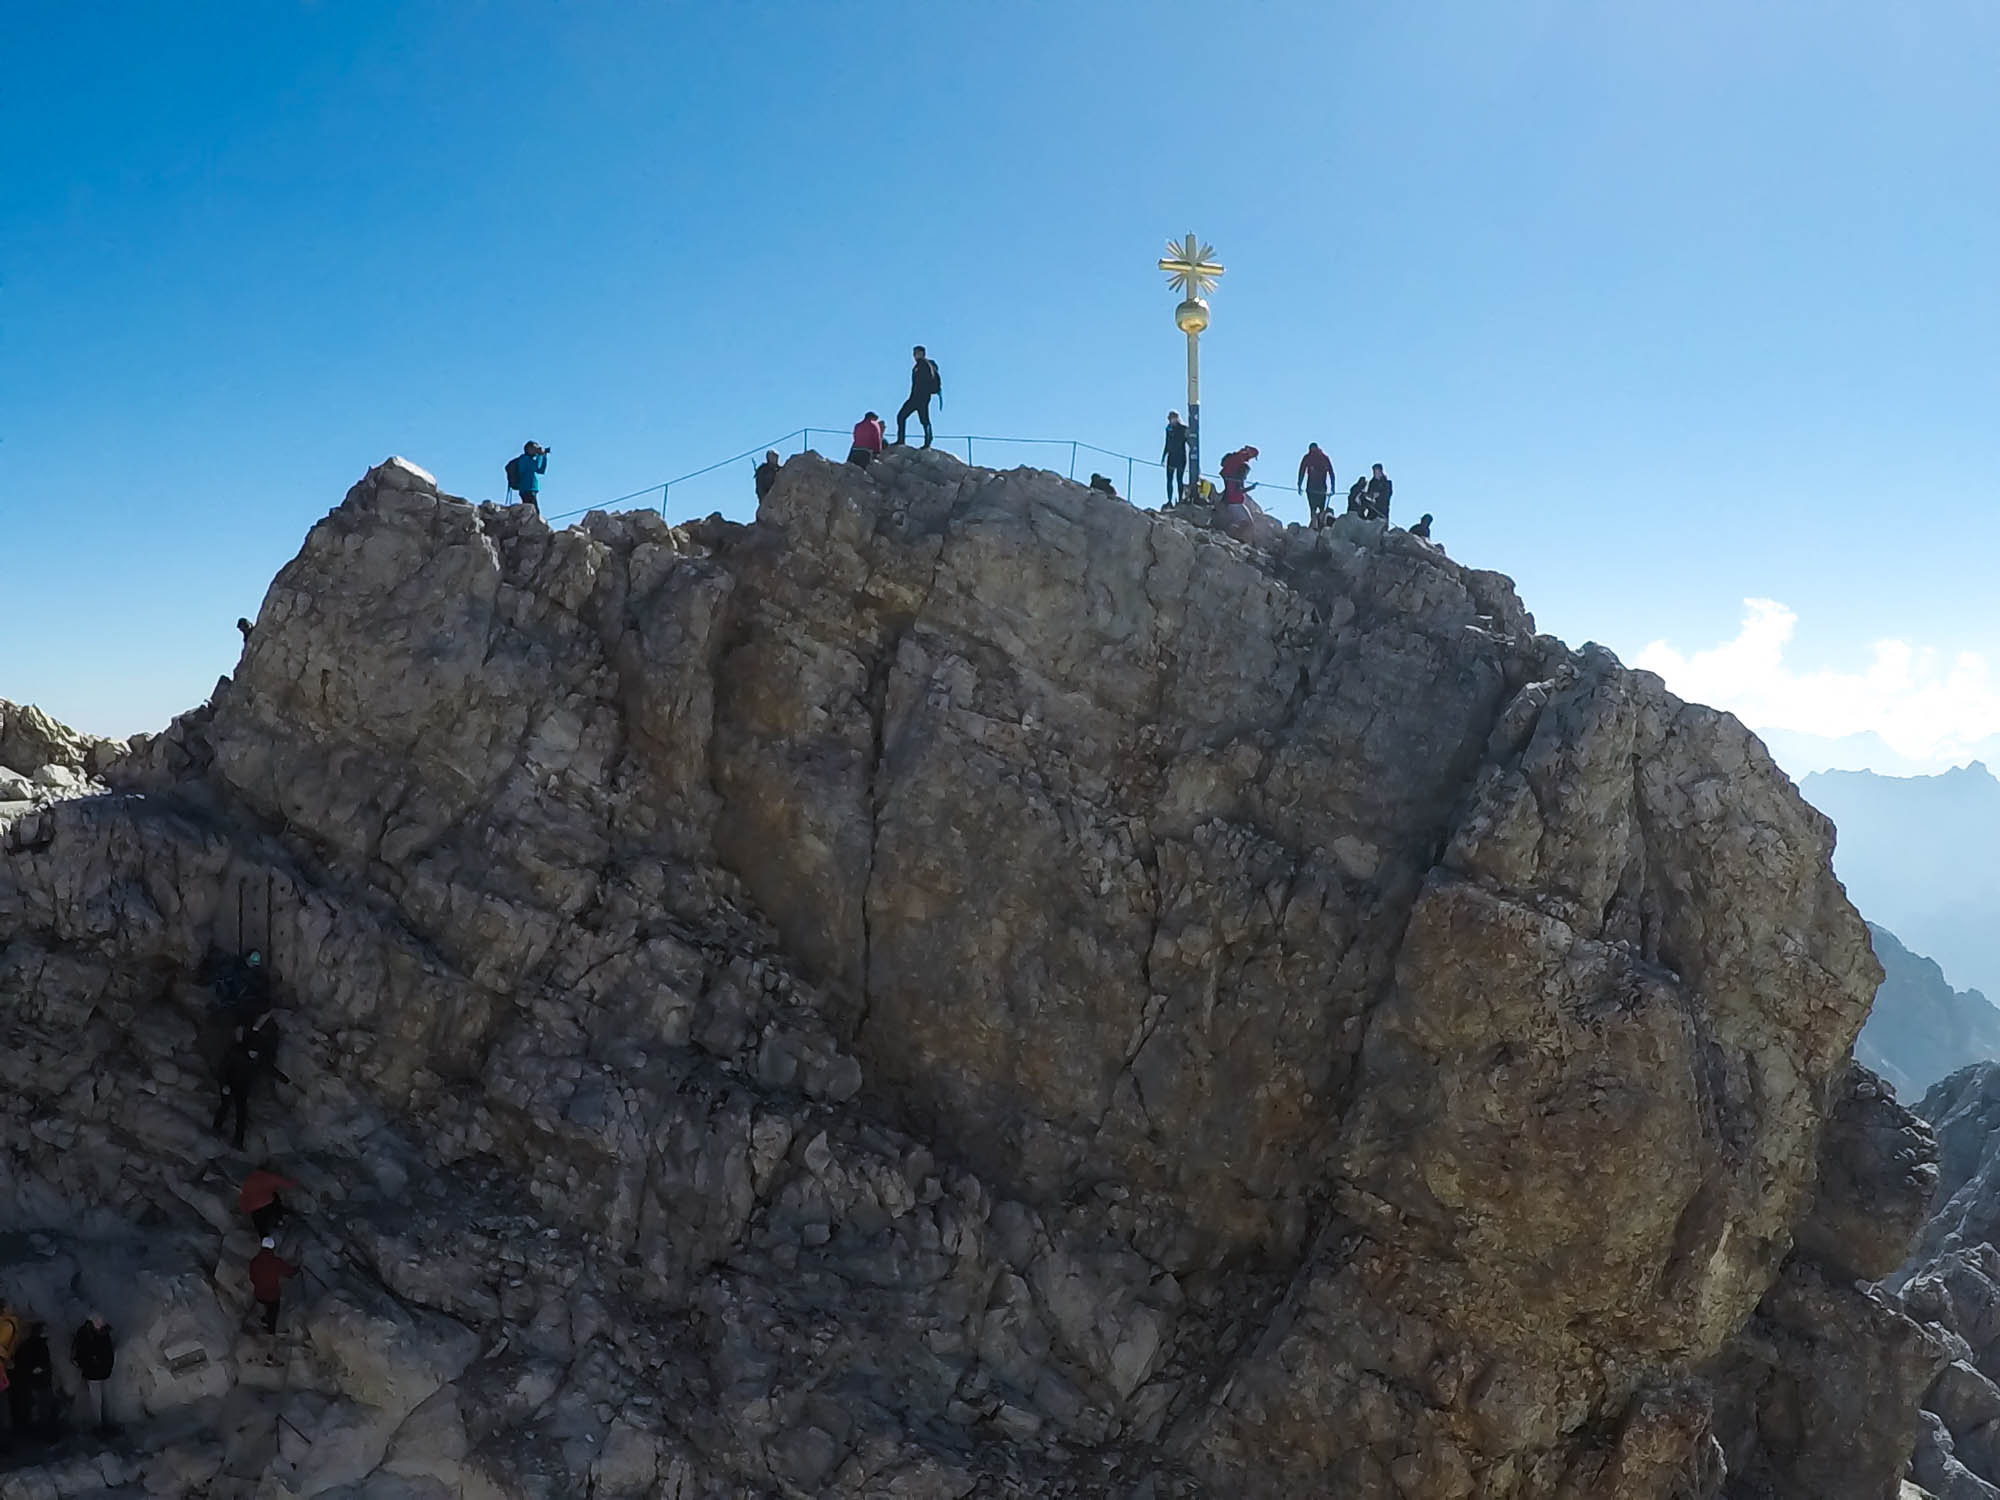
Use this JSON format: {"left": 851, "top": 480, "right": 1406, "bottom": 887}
{"left": 0, "top": 448, "right": 1926, "bottom": 1497}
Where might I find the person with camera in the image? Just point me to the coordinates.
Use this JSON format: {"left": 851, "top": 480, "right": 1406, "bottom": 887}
{"left": 505, "top": 441, "right": 551, "bottom": 508}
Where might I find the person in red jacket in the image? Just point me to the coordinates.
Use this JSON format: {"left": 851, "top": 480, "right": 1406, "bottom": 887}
{"left": 239, "top": 1167, "right": 299, "bottom": 1238}
{"left": 248, "top": 1238, "right": 297, "bottom": 1333}
{"left": 1296, "top": 443, "right": 1335, "bottom": 529}
{"left": 847, "top": 412, "right": 886, "bottom": 468}
{"left": 1216, "top": 447, "right": 1259, "bottom": 541}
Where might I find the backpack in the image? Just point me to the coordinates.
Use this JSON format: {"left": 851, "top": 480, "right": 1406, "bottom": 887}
{"left": 919, "top": 359, "right": 941, "bottom": 398}
{"left": 505, "top": 455, "right": 523, "bottom": 492}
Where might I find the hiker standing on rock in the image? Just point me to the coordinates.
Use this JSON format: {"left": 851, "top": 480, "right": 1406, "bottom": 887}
{"left": 213, "top": 1026, "right": 289, "bottom": 1151}
{"left": 896, "top": 346, "right": 942, "bottom": 448}
{"left": 1410, "top": 513, "right": 1434, "bottom": 541}
{"left": 753, "top": 450, "right": 782, "bottom": 501}
{"left": 248, "top": 1238, "right": 297, "bottom": 1334}
{"left": 506, "top": 442, "right": 550, "bottom": 508}
{"left": 1365, "top": 463, "right": 1393, "bottom": 521}
{"left": 1345, "top": 475, "right": 1370, "bottom": 517}
{"left": 1162, "top": 412, "right": 1188, "bottom": 504}
{"left": 1297, "top": 443, "right": 1335, "bottom": 530}
{"left": 10, "top": 1323, "right": 51, "bottom": 1438}
{"left": 70, "top": 1316, "right": 114, "bottom": 1433}
{"left": 848, "top": 412, "right": 886, "bottom": 468}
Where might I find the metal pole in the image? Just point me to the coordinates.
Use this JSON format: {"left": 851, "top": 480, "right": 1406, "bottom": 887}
{"left": 965, "top": 436, "right": 973, "bottom": 463}
{"left": 1069, "top": 442, "right": 1077, "bottom": 480}
{"left": 1127, "top": 457, "right": 1134, "bottom": 496}
{"left": 661, "top": 484, "right": 669, "bottom": 519}
{"left": 1186, "top": 330, "right": 1202, "bottom": 492}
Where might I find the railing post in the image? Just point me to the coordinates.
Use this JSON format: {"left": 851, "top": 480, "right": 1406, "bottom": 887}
{"left": 661, "top": 483, "right": 669, "bottom": 519}
{"left": 1069, "top": 442, "right": 1078, "bottom": 480}
{"left": 1127, "top": 457, "right": 1134, "bottom": 496}
{"left": 967, "top": 437, "right": 974, "bottom": 466}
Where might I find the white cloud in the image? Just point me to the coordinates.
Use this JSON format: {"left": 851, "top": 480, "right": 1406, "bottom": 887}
{"left": 1636, "top": 599, "right": 2000, "bottom": 770}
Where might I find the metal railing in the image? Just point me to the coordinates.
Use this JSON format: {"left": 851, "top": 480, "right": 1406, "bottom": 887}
{"left": 538, "top": 428, "right": 1178, "bottom": 525}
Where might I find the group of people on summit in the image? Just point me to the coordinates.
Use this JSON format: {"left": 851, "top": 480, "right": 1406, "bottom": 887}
{"left": 503, "top": 343, "right": 1434, "bottom": 545}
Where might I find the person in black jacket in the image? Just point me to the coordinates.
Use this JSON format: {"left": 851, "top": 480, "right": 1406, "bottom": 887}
{"left": 11, "top": 1323, "right": 53, "bottom": 1438}
{"left": 212, "top": 1027, "right": 289, "bottom": 1151}
{"left": 71, "top": 1316, "right": 114, "bottom": 1432}
{"left": 752, "top": 450, "right": 782, "bottom": 501}
{"left": 1365, "top": 464, "right": 1393, "bottom": 521}
{"left": 896, "top": 346, "right": 942, "bottom": 447}
{"left": 1162, "top": 412, "right": 1188, "bottom": 504}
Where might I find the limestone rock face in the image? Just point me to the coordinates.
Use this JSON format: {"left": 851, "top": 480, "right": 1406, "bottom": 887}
{"left": 0, "top": 449, "right": 1896, "bottom": 1496}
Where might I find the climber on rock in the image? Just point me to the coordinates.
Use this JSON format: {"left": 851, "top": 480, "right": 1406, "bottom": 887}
{"left": 211, "top": 948, "right": 271, "bottom": 1023}
{"left": 895, "top": 346, "right": 942, "bottom": 448}
{"left": 505, "top": 442, "right": 550, "bottom": 509}
{"left": 1297, "top": 443, "right": 1335, "bottom": 530}
{"left": 1345, "top": 474, "right": 1371, "bottom": 518}
{"left": 1162, "top": 412, "right": 1188, "bottom": 504}
{"left": 212, "top": 1027, "right": 289, "bottom": 1151}
{"left": 1410, "top": 513, "right": 1434, "bottom": 541}
{"left": 239, "top": 1166, "right": 300, "bottom": 1237}
{"left": 70, "top": 1316, "right": 114, "bottom": 1433}
{"left": 753, "top": 450, "right": 782, "bottom": 501}
{"left": 1365, "top": 463, "right": 1393, "bottom": 522}
{"left": 248, "top": 1238, "right": 298, "bottom": 1334}
{"left": 848, "top": 412, "right": 886, "bottom": 468}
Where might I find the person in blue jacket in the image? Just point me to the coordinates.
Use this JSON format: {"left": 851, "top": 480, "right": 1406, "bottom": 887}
{"left": 506, "top": 442, "right": 550, "bottom": 507}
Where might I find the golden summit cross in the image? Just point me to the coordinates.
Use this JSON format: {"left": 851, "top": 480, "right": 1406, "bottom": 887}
{"left": 1158, "top": 234, "right": 1224, "bottom": 298}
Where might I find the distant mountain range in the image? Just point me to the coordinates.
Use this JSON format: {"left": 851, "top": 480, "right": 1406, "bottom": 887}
{"left": 1802, "top": 762, "right": 2000, "bottom": 1004}
{"left": 1856, "top": 922, "right": 2000, "bottom": 1096}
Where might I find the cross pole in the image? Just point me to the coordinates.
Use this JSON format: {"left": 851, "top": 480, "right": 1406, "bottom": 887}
{"left": 1158, "top": 233, "right": 1224, "bottom": 492}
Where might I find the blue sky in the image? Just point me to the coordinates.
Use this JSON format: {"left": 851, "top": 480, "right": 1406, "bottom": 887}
{"left": 8, "top": 1, "right": 1999, "bottom": 755}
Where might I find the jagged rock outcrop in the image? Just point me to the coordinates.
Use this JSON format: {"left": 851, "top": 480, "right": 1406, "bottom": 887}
{"left": 0, "top": 449, "right": 1910, "bottom": 1496}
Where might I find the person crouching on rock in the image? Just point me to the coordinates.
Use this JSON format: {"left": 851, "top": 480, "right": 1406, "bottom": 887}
{"left": 239, "top": 1165, "right": 299, "bottom": 1237}
{"left": 248, "top": 1238, "right": 297, "bottom": 1334}
{"left": 848, "top": 412, "right": 886, "bottom": 468}
{"left": 1217, "top": 446, "right": 1258, "bottom": 540}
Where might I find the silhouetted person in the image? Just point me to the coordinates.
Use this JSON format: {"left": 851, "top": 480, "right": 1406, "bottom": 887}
{"left": 753, "top": 450, "right": 782, "bottom": 501}
{"left": 248, "top": 1239, "right": 297, "bottom": 1334}
{"left": 1162, "top": 412, "right": 1188, "bottom": 503}
{"left": 896, "top": 346, "right": 942, "bottom": 447}
{"left": 212, "top": 949, "right": 271, "bottom": 1025}
{"left": 240, "top": 1167, "right": 299, "bottom": 1238}
{"left": 1297, "top": 444, "right": 1335, "bottom": 529}
{"left": 10, "top": 1323, "right": 51, "bottom": 1438}
{"left": 1410, "top": 513, "right": 1433, "bottom": 540}
{"left": 1365, "top": 463, "right": 1392, "bottom": 521}
{"left": 848, "top": 413, "right": 885, "bottom": 468}
{"left": 71, "top": 1316, "right": 114, "bottom": 1433}
{"left": 213, "top": 1030, "right": 288, "bottom": 1150}
{"left": 1345, "top": 476, "right": 1369, "bottom": 517}
{"left": 506, "top": 442, "right": 550, "bottom": 508}
{"left": 237, "top": 618, "right": 253, "bottom": 643}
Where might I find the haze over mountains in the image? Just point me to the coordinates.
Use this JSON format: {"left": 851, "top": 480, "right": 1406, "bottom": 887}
{"left": 1804, "top": 762, "right": 2000, "bottom": 1004}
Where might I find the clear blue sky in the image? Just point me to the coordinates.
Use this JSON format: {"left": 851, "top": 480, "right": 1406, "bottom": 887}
{"left": 9, "top": 1, "right": 1999, "bottom": 742}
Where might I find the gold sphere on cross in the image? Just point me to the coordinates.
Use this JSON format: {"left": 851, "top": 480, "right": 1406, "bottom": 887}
{"left": 1174, "top": 297, "right": 1210, "bottom": 335}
